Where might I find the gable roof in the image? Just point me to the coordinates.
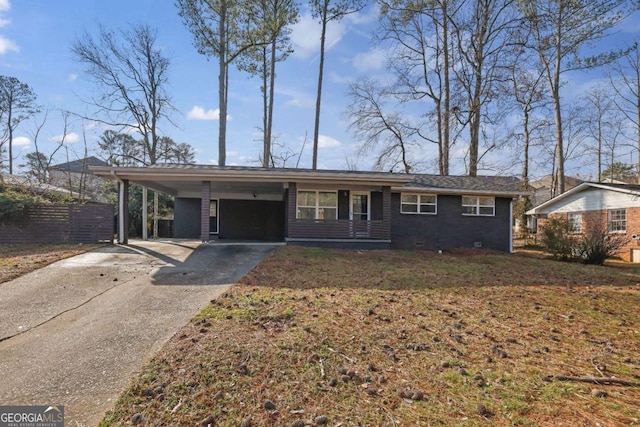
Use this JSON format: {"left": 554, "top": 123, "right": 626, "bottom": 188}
{"left": 89, "top": 164, "right": 525, "bottom": 197}
{"left": 50, "top": 156, "right": 109, "bottom": 173}
{"left": 526, "top": 182, "right": 640, "bottom": 215}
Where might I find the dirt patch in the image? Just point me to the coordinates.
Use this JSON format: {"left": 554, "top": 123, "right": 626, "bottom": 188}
{"left": 101, "top": 247, "right": 640, "bottom": 426}
{"left": 0, "top": 243, "right": 102, "bottom": 284}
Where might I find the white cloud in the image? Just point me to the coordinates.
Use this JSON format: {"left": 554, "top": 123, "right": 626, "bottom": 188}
{"left": 352, "top": 47, "right": 387, "bottom": 72}
{"left": 0, "top": 35, "right": 18, "bottom": 54}
{"left": 290, "top": 13, "right": 347, "bottom": 59}
{"left": 0, "top": 0, "right": 10, "bottom": 12}
{"left": 279, "top": 86, "right": 315, "bottom": 108}
{"left": 12, "top": 136, "right": 30, "bottom": 147}
{"left": 187, "top": 105, "right": 231, "bottom": 121}
{"left": 68, "top": 73, "right": 78, "bottom": 82}
{"left": 50, "top": 132, "right": 80, "bottom": 144}
{"left": 318, "top": 134, "right": 341, "bottom": 148}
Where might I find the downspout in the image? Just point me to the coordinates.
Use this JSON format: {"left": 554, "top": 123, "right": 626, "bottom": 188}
{"left": 509, "top": 198, "right": 514, "bottom": 253}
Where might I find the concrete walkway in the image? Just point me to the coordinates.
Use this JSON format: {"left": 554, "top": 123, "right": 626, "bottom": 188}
{"left": 0, "top": 240, "right": 279, "bottom": 426}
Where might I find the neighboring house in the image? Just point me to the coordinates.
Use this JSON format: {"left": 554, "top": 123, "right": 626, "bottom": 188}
{"left": 529, "top": 175, "right": 583, "bottom": 207}
{"left": 49, "top": 156, "right": 110, "bottom": 203}
{"left": 526, "top": 182, "right": 640, "bottom": 262}
{"left": 520, "top": 175, "right": 583, "bottom": 233}
{"left": 0, "top": 172, "right": 81, "bottom": 199}
{"left": 91, "top": 165, "right": 524, "bottom": 252}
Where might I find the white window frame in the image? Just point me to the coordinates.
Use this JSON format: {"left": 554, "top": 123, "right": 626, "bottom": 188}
{"left": 608, "top": 208, "right": 626, "bottom": 233}
{"left": 462, "top": 196, "right": 495, "bottom": 216}
{"left": 567, "top": 212, "right": 582, "bottom": 234}
{"left": 400, "top": 193, "right": 437, "bottom": 215}
{"left": 296, "top": 190, "right": 338, "bottom": 220}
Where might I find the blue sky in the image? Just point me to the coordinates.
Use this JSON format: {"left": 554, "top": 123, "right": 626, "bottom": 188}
{"left": 0, "top": 0, "right": 384, "bottom": 172}
{"left": 0, "top": 1, "right": 639, "bottom": 178}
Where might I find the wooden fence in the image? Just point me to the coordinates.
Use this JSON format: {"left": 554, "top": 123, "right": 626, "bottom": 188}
{"left": 0, "top": 204, "right": 114, "bottom": 244}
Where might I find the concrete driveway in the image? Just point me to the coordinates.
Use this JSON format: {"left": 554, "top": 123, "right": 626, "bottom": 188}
{"left": 0, "top": 240, "right": 279, "bottom": 426}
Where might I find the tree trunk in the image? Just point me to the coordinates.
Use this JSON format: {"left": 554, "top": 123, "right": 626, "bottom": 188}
{"left": 267, "top": 39, "right": 277, "bottom": 167}
{"left": 262, "top": 46, "right": 269, "bottom": 167}
{"left": 7, "top": 103, "right": 12, "bottom": 174}
{"left": 442, "top": 0, "right": 450, "bottom": 176}
{"left": 312, "top": 11, "right": 328, "bottom": 170}
{"left": 523, "top": 105, "right": 530, "bottom": 190}
{"left": 218, "top": 4, "right": 228, "bottom": 166}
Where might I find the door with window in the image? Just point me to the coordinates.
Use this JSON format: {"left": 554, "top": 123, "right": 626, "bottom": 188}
{"left": 351, "top": 192, "right": 370, "bottom": 236}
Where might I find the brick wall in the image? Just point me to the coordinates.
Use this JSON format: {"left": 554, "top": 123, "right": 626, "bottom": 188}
{"left": 390, "top": 194, "right": 512, "bottom": 252}
{"left": 537, "top": 208, "right": 640, "bottom": 262}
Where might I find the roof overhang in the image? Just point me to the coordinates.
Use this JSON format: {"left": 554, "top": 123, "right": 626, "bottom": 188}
{"left": 90, "top": 166, "right": 415, "bottom": 197}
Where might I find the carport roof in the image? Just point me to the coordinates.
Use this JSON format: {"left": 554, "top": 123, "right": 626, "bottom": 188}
{"left": 90, "top": 164, "right": 525, "bottom": 197}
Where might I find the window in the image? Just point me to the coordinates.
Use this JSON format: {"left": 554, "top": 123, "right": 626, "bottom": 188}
{"left": 462, "top": 196, "right": 495, "bottom": 216}
{"left": 297, "top": 190, "right": 337, "bottom": 220}
{"left": 401, "top": 193, "right": 437, "bottom": 214}
{"left": 608, "top": 209, "right": 626, "bottom": 233}
{"left": 567, "top": 212, "right": 582, "bottom": 233}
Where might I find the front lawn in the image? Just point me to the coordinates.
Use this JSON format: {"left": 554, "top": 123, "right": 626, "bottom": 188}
{"left": 101, "top": 247, "right": 640, "bottom": 426}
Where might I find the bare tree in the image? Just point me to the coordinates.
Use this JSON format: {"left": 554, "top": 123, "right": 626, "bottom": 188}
{"left": 451, "top": 0, "right": 520, "bottom": 176}
{"left": 72, "top": 23, "right": 175, "bottom": 238}
{"left": 374, "top": 0, "right": 463, "bottom": 175}
{"left": 509, "top": 50, "right": 549, "bottom": 191}
{"left": 583, "top": 86, "right": 617, "bottom": 182}
{"left": 0, "top": 76, "right": 39, "bottom": 174}
{"left": 609, "top": 44, "right": 640, "bottom": 183}
{"left": 310, "top": 0, "right": 365, "bottom": 169}
{"left": 520, "top": 0, "right": 633, "bottom": 195}
{"left": 346, "top": 78, "right": 417, "bottom": 173}
{"left": 238, "top": 0, "right": 298, "bottom": 167}
{"left": 178, "top": 0, "right": 269, "bottom": 166}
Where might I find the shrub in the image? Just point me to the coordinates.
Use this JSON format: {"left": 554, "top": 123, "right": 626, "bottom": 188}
{"left": 539, "top": 216, "right": 629, "bottom": 265}
{"left": 574, "top": 221, "right": 628, "bottom": 265}
{"left": 539, "top": 217, "right": 575, "bottom": 261}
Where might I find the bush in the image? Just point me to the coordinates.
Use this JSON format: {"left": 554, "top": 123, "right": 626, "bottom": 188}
{"left": 574, "top": 221, "right": 628, "bottom": 265}
{"left": 539, "top": 216, "right": 629, "bottom": 265}
{"left": 0, "top": 179, "right": 74, "bottom": 222}
{"left": 539, "top": 217, "right": 575, "bottom": 261}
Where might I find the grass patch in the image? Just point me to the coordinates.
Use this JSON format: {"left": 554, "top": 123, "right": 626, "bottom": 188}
{"left": 102, "top": 246, "right": 640, "bottom": 426}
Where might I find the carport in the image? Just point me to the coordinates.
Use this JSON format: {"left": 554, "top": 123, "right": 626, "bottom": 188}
{"left": 91, "top": 165, "right": 288, "bottom": 244}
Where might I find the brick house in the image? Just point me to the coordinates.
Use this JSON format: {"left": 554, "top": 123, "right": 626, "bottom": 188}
{"left": 526, "top": 182, "right": 640, "bottom": 262}
{"left": 90, "top": 164, "right": 525, "bottom": 252}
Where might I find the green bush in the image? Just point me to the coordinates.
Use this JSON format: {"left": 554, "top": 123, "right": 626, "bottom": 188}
{"left": 539, "top": 217, "right": 575, "bottom": 261}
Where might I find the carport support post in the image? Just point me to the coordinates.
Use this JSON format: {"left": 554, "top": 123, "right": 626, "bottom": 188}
{"left": 142, "top": 186, "right": 148, "bottom": 240}
{"left": 118, "top": 179, "right": 129, "bottom": 245}
{"left": 200, "top": 181, "right": 211, "bottom": 241}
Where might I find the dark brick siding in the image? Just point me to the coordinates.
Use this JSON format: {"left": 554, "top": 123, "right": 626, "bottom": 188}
{"left": 390, "top": 194, "right": 512, "bottom": 252}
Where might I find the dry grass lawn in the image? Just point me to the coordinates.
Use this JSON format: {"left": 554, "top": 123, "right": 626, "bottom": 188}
{"left": 100, "top": 247, "right": 640, "bottom": 427}
{"left": 0, "top": 243, "right": 101, "bottom": 284}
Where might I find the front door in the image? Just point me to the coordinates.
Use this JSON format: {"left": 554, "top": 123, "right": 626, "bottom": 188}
{"left": 209, "top": 200, "right": 218, "bottom": 235}
{"left": 351, "top": 192, "right": 370, "bottom": 236}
